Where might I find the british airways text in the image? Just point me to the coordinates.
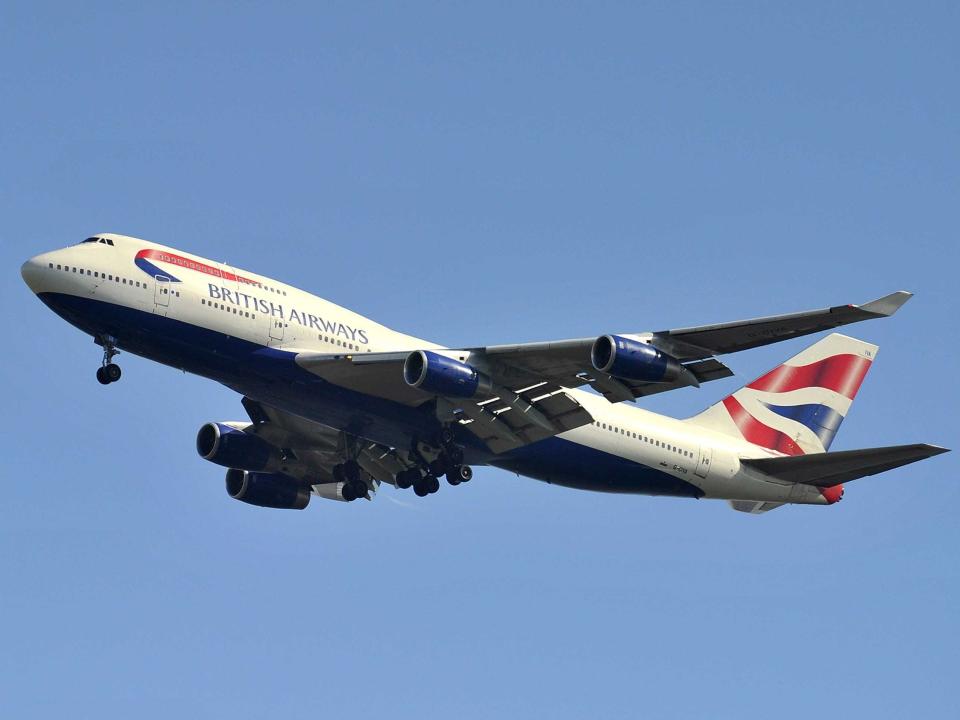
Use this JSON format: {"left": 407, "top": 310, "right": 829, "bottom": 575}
{"left": 207, "top": 284, "right": 369, "bottom": 344}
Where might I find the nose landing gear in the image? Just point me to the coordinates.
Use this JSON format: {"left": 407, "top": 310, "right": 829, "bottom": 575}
{"left": 95, "top": 336, "right": 122, "bottom": 385}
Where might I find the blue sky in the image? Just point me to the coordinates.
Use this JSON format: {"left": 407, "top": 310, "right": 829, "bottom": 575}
{"left": 2, "top": 2, "right": 957, "bottom": 718}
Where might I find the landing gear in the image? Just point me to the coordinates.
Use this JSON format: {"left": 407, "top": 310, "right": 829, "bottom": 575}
{"left": 446, "top": 464, "right": 473, "bottom": 485}
{"left": 396, "top": 429, "right": 472, "bottom": 498}
{"left": 333, "top": 460, "right": 369, "bottom": 502}
{"left": 95, "top": 336, "right": 122, "bottom": 385}
{"left": 413, "top": 474, "right": 441, "bottom": 496}
{"left": 396, "top": 468, "right": 418, "bottom": 490}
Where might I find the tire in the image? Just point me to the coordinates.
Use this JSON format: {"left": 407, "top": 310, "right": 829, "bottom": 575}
{"left": 458, "top": 465, "right": 473, "bottom": 483}
{"left": 352, "top": 481, "right": 367, "bottom": 499}
{"left": 342, "top": 482, "right": 356, "bottom": 502}
{"left": 96, "top": 367, "right": 110, "bottom": 385}
{"left": 332, "top": 464, "right": 345, "bottom": 484}
{"left": 429, "top": 458, "right": 447, "bottom": 477}
{"left": 396, "top": 469, "right": 414, "bottom": 490}
{"left": 413, "top": 483, "right": 428, "bottom": 498}
{"left": 439, "top": 427, "right": 455, "bottom": 445}
{"left": 427, "top": 476, "right": 440, "bottom": 494}
{"left": 446, "top": 472, "right": 461, "bottom": 486}
{"left": 105, "top": 363, "right": 122, "bottom": 382}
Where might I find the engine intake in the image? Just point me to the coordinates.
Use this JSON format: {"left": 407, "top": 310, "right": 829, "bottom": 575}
{"left": 197, "top": 422, "right": 274, "bottom": 471}
{"left": 225, "top": 469, "right": 310, "bottom": 510}
{"left": 591, "top": 335, "right": 689, "bottom": 384}
{"left": 403, "top": 350, "right": 492, "bottom": 398}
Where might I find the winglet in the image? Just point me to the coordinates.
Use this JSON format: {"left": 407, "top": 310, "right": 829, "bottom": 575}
{"left": 859, "top": 290, "right": 913, "bottom": 317}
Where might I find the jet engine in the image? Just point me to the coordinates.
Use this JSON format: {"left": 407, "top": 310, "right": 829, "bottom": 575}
{"left": 591, "top": 335, "right": 690, "bottom": 384}
{"left": 225, "top": 468, "right": 310, "bottom": 510}
{"left": 196, "top": 422, "right": 276, "bottom": 471}
{"left": 403, "top": 350, "right": 492, "bottom": 398}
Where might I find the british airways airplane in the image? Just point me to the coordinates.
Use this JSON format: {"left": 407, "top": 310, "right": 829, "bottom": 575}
{"left": 21, "top": 233, "right": 948, "bottom": 513}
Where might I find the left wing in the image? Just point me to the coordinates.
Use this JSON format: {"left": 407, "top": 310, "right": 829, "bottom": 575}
{"left": 240, "top": 397, "right": 417, "bottom": 500}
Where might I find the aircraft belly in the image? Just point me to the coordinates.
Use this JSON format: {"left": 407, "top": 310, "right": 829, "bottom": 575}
{"left": 493, "top": 436, "right": 705, "bottom": 497}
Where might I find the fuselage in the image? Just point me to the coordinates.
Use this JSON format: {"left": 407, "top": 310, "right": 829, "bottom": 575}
{"left": 21, "top": 233, "right": 834, "bottom": 506}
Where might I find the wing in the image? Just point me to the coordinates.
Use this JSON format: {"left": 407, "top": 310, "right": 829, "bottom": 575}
{"left": 241, "top": 397, "right": 419, "bottom": 500}
{"left": 292, "top": 290, "right": 911, "bottom": 453}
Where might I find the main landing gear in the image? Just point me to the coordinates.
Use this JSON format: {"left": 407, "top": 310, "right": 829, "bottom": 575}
{"left": 395, "top": 432, "right": 472, "bottom": 498}
{"left": 333, "top": 459, "right": 369, "bottom": 502}
{"left": 95, "top": 336, "right": 122, "bottom": 385}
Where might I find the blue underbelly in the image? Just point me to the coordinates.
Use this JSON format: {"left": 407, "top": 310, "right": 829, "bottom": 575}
{"left": 36, "top": 291, "right": 705, "bottom": 498}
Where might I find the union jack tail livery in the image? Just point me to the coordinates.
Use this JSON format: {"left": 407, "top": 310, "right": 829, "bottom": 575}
{"left": 686, "top": 333, "right": 876, "bottom": 456}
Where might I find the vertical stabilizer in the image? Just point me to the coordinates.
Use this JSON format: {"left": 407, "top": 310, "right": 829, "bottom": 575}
{"left": 685, "top": 333, "right": 877, "bottom": 455}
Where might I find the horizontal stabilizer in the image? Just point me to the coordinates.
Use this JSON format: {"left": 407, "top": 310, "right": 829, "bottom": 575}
{"left": 742, "top": 444, "right": 949, "bottom": 487}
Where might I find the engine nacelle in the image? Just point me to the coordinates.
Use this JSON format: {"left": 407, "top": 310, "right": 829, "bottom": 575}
{"left": 591, "top": 335, "right": 688, "bottom": 383}
{"left": 225, "top": 469, "right": 310, "bottom": 510}
{"left": 197, "top": 422, "right": 275, "bottom": 471}
{"left": 403, "top": 350, "right": 492, "bottom": 398}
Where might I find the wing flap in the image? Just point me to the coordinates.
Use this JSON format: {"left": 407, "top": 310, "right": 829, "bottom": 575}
{"left": 741, "top": 443, "right": 948, "bottom": 487}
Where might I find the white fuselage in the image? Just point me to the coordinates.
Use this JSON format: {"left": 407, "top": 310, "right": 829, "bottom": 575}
{"left": 21, "top": 233, "right": 832, "bottom": 506}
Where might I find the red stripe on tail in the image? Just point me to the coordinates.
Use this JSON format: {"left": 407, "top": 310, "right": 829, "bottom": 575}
{"left": 722, "top": 396, "right": 805, "bottom": 455}
{"left": 747, "top": 354, "right": 871, "bottom": 400}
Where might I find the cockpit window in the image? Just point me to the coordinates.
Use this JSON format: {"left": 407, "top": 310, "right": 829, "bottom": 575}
{"left": 79, "top": 237, "right": 115, "bottom": 246}
{"left": 81, "top": 237, "right": 99, "bottom": 243}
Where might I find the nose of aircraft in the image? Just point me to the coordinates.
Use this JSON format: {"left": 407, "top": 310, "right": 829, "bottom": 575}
{"left": 21, "top": 255, "right": 44, "bottom": 293}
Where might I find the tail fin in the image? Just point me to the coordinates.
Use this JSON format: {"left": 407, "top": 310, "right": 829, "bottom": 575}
{"left": 686, "top": 333, "right": 877, "bottom": 455}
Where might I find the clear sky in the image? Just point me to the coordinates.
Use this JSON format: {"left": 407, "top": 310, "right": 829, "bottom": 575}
{"left": 1, "top": 3, "right": 957, "bottom": 718}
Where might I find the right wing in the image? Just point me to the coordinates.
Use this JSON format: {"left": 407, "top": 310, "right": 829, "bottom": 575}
{"left": 292, "top": 291, "right": 912, "bottom": 453}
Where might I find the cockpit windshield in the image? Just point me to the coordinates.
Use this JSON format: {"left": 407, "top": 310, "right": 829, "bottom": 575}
{"left": 80, "top": 237, "right": 114, "bottom": 246}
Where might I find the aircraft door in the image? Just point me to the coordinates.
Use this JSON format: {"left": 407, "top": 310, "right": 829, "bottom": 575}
{"left": 154, "top": 275, "right": 171, "bottom": 315}
{"left": 695, "top": 446, "right": 712, "bottom": 479}
{"left": 268, "top": 313, "right": 285, "bottom": 346}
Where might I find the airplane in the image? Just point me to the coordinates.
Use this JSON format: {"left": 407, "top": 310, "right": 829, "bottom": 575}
{"left": 20, "top": 233, "right": 948, "bottom": 514}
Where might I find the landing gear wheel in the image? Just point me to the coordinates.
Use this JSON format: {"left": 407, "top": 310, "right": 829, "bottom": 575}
{"left": 342, "top": 482, "right": 357, "bottom": 502}
{"left": 429, "top": 458, "right": 448, "bottom": 478}
{"left": 457, "top": 465, "right": 473, "bottom": 483}
{"left": 105, "top": 363, "right": 122, "bottom": 383}
{"left": 96, "top": 367, "right": 110, "bottom": 385}
{"left": 396, "top": 469, "right": 415, "bottom": 490}
{"left": 351, "top": 481, "right": 367, "bottom": 499}
{"left": 446, "top": 472, "right": 461, "bottom": 486}
{"left": 426, "top": 475, "right": 440, "bottom": 494}
{"left": 413, "top": 482, "right": 429, "bottom": 497}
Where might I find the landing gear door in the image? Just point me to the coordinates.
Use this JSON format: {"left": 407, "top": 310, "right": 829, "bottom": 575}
{"left": 695, "top": 446, "right": 712, "bottom": 479}
{"left": 154, "top": 275, "right": 171, "bottom": 315}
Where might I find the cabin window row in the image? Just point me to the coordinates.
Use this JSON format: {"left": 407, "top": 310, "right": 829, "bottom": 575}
{"left": 201, "top": 297, "right": 256, "bottom": 319}
{"left": 52, "top": 263, "right": 149, "bottom": 290}
{"left": 594, "top": 421, "right": 694, "bottom": 458}
{"left": 317, "top": 334, "right": 368, "bottom": 352}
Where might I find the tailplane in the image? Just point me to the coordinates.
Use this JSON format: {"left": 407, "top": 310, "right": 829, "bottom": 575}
{"left": 686, "top": 333, "right": 877, "bottom": 455}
